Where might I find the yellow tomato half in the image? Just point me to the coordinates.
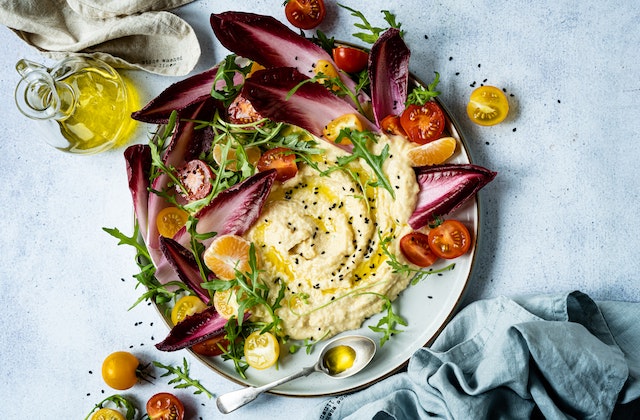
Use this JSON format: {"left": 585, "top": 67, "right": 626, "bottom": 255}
{"left": 171, "top": 295, "right": 207, "bottom": 325}
{"left": 243, "top": 331, "right": 280, "bottom": 370}
{"left": 466, "top": 85, "right": 509, "bottom": 126}
{"left": 156, "top": 206, "right": 189, "bottom": 238}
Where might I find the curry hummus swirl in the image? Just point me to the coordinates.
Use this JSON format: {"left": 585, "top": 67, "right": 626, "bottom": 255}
{"left": 245, "top": 135, "right": 419, "bottom": 341}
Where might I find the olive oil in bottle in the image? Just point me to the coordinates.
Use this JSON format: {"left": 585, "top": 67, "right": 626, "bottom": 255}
{"left": 15, "top": 55, "right": 138, "bottom": 154}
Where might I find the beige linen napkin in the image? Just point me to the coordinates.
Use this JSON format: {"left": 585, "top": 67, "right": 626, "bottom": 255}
{"left": 0, "top": 0, "right": 201, "bottom": 76}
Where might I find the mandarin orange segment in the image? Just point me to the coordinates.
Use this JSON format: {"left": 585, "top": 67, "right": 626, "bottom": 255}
{"left": 203, "top": 234, "right": 251, "bottom": 280}
{"left": 406, "top": 136, "right": 457, "bottom": 166}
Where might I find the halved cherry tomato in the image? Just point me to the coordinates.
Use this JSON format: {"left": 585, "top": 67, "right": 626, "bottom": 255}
{"left": 380, "top": 114, "right": 407, "bottom": 137}
{"left": 175, "top": 159, "right": 213, "bottom": 201}
{"left": 399, "top": 232, "right": 439, "bottom": 267}
{"left": 91, "top": 408, "right": 126, "bottom": 420}
{"left": 256, "top": 147, "right": 298, "bottom": 182}
{"left": 213, "top": 288, "right": 241, "bottom": 320}
{"left": 332, "top": 46, "right": 369, "bottom": 73}
{"left": 192, "top": 335, "right": 230, "bottom": 357}
{"left": 428, "top": 220, "right": 471, "bottom": 259}
{"left": 101, "top": 351, "right": 139, "bottom": 390}
{"left": 156, "top": 206, "right": 189, "bottom": 238}
{"left": 323, "top": 113, "right": 363, "bottom": 144}
{"left": 400, "top": 102, "right": 446, "bottom": 145}
{"left": 284, "top": 0, "right": 326, "bottom": 30}
{"left": 466, "top": 85, "right": 509, "bottom": 126}
{"left": 227, "top": 94, "right": 263, "bottom": 125}
{"left": 244, "top": 331, "right": 280, "bottom": 370}
{"left": 146, "top": 393, "right": 184, "bottom": 420}
{"left": 171, "top": 295, "right": 207, "bottom": 325}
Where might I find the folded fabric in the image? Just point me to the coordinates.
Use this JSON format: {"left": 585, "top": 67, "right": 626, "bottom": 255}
{"left": 0, "top": 0, "right": 200, "bottom": 76}
{"left": 310, "top": 291, "right": 640, "bottom": 419}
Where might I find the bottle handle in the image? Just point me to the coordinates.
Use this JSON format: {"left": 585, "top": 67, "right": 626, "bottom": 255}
{"left": 16, "top": 59, "right": 47, "bottom": 78}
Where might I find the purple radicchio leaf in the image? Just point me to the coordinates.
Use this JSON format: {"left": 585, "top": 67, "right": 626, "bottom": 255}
{"left": 159, "top": 237, "right": 211, "bottom": 304}
{"left": 173, "top": 169, "right": 277, "bottom": 250}
{"left": 131, "top": 67, "right": 222, "bottom": 124}
{"left": 156, "top": 305, "right": 237, "bottom": 351}
{"left": 124, "top": 144, "right": 151, "bottom": 236}
{"left": 146, "top": 99, "right": 216, "bottom": 273}
{"left": 409, "top": 164, "right": 497, "bottom": 229}
{"left": 242, "top": 67, "right": 377, "bottom": 150}
{"left": 368, "top": 28, "right": 410, "bottom": 126}
{"left": 210, "top": 11, "right": 368, "bottom": 107}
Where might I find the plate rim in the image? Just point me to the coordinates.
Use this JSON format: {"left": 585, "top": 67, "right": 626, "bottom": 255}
{"left": 149, "top": 71, "right": 481, "bottom": 398}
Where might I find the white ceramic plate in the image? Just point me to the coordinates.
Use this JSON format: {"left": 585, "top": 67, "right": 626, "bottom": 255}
{"left": 176, "top": 85, "right": 479, "bottom": 397}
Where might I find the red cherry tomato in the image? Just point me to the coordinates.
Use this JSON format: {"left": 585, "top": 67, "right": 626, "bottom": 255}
{"left": 427, "top": 220, "right": 471, "bottom": 259}
{"left": 399, "top": 232, "right": 439, "bottom": 267}
{"left": 332, "top": 46, "right": 369, "bottom": 73}
{"left": 400, "top": 102, "right": 446, "bottom": 145}
{"left": 380, "top": 115, "right": 407, "bottom": 137}
{"left": 146, "top": 393, "right": 184, "bottom": 420}
{"left": 227, "top": 94, "right": 263, "bottom": 125}
{"left": 284, "top": 0, "right": 326, "bottom": 30}
{"left": 256, "top": 147, "right": 298, "bottom": 182}
{"left": 176, "top": 159, "right": 213, "bottom": 201}
{"left": 191, "top": 335, "right": 229, "bottom": 357}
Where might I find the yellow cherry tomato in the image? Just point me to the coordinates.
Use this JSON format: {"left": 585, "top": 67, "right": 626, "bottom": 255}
{"left": 101, "top": 351, "right": 139, "bottom": 390}
{"left": 156, "top": 206, "right": 189, "bottom": 238}
{"left": 322, "top": 113, "right": 363, "bottom": 144}
{"left": 243, "top": 331, "right": 280, "bottom": 370}
{"left": 466, "top": 85, "right": 509, "bottom": 126}
{"left": 91, "top": 408, "right": 126, "bottom": 420}
{"left": 213, "top": 288, "right": 241, "bottom": 320}
{"left": 171, "top": 295, "right": 207, "bottom": 325}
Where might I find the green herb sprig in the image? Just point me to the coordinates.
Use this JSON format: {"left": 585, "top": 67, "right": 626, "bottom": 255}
{"left": 406, "top": 72, "right": 441, "bottom": 106}
{"left": 379, "top": 232, "right": 455, "bottom": 285}
{"left": 333, "top": 129, "right": 395, "bottom": 199}
{"left": 84, "top": 395, "right": 139, "bottom": 420}
{"left": 153, "top": 358, "right": 214, "bottom": 398}
{"left": 339, "top": 4, "right": 404, "bottom": 43}
{"left": 368, "top": 293, "right": 408, "bottom": 346}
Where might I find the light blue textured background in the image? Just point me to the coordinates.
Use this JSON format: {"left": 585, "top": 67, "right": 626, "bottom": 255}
{"left": 0, "top": 0, "right": 638, "bottom": 418}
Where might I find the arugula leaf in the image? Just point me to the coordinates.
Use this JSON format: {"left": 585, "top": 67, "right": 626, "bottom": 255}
{"left": 219, "top": 318, "right": 250, "bottom": 379}
{"left": 334, "top": 129, "right": 395, "bottom": 199}
{"left": 311, "top": 29, "right": 336, "bottom": 54}
{"left": 84, "top": 395, "right": 138, "bottom": 420}
{"left": 211, "top": 54, "right": 252, "bottom": 107}
{"left": 378, "top": 232, "right": 455, "bottom": 285}
{"left": 406, "top": 72, "right": 441, "bottom": 105}
{"left": 368, "top": 294, "right": 408, "bottom": 346}
{"left": 153, "top": 358, "right": 214, "bottom": 398}
{"left": 339, "top": 4, "right": 404, "bottom": 44}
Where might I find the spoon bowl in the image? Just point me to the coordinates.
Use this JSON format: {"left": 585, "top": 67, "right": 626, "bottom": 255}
{"left": 318, "top": 334, "right": 376, "bottom": 379}
{"left": 216, "top": 334, "right": 377, "bottom": 414}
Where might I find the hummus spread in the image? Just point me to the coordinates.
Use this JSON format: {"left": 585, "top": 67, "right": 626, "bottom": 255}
{"left": 245, "top": 135, "right": 419, "bottom": 340}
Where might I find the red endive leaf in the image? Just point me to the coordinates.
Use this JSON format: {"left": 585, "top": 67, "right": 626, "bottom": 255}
{"left": 242, "top": 67, "right": 377, "bottom": 149}
{"left": 155, "top": 306, "right": 227, "bottom": 351}
{"left": 159, "top": 237, "right": 211, "bottom": 304}
{"left": 131, "top": 67, "right": 221, "bottom": 124}
{"left": 210, "top": 11, "right": 368, "bottom": 107}
{"left": 369, "top": 28, "right": 410, "bottom": 126}
{"left": 146, "top": 99, "right": 216, "bottom": 270}
{"left": 124, "top": 144, "right": 151, "bottom": 236}
{"left": 173, "top": 169, "right": 278, "bottom": 249}
{"left": 409, "top": 164, "right": 497, "bottom": 229}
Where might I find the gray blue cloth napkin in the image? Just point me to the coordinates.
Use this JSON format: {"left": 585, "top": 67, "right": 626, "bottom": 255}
{"left": 310, "top": 291, "right": 639, "bottom": 419}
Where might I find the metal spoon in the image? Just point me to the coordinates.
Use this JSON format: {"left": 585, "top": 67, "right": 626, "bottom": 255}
{"left": 216, "top": 335, "right": 376, "bottom": 414}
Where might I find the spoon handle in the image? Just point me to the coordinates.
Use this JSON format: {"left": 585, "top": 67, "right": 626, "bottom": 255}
{"left": 216, "top": 365, "right": 317, "bottom": 414}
